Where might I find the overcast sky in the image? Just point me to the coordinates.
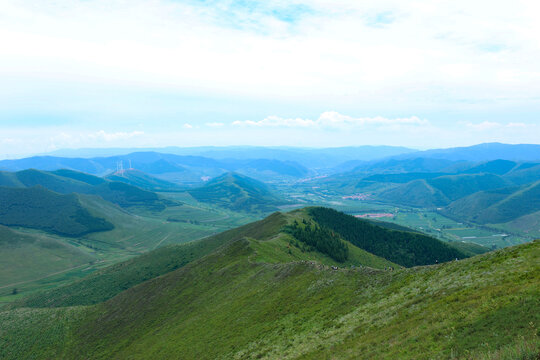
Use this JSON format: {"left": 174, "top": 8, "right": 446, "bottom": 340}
{"left": 1, "top": 0, "right": 539, "bottom": 157}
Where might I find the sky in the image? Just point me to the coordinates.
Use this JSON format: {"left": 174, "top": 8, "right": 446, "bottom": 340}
{"left": 1, "top": 0, "right": 539, "bottom": 158}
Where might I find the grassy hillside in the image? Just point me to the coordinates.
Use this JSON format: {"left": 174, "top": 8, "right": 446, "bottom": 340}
{"left": 189, "top": 172, "right": 286, "bottom": 213}
{"left": 428, "top": 173, "right": 510, "bottom": 202}
{"left": 11, "top": 213, "right": 288, "bottom": 308}
{"left": 0, "top": 226, "right": 95, "bottom": 290}
{"left": 378, "top": 173, "right": 510, "bottom": 207}
{"left": 12, "top": 210, "right": 397, "bottom": 309}
{"left": 504, "top": 163, "right": 540, "bottom": 185}
{"left": 0, "top": 186, "right": 113, "bottom": 237}
{"left": 445, "top": 181, "right": 540, "bottom": 224}
{"left": 1, "top": 236, "right": 537, "bottom": 359}
{"left": 379, "top": 179, "right": 449, "bottom": 207}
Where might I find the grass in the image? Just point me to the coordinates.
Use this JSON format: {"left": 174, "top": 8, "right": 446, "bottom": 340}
{"left": 0, "top": 226, "right": 95, "bottom": 290}
{"left": 0, "top": 192, "right": 257, "bottom": 303}
{"left": 2, "top": 238, "right": 537, "bottom": 359}
{"left": 9, "top": 212, "right": 286, "bottom": 308}
{"left": 1, "top": 209, "right": 538, "bottom": 359}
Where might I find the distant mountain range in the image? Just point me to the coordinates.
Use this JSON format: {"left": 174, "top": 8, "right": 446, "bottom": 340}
{"left": 0, "top": 152, "right": 311, "bottom": 183}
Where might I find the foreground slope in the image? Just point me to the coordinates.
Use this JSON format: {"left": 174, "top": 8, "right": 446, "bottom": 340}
{"left": 12, "top": 210, "right": 397, "bottom": 309}
{"left": 1, "top": 237, "right": 537, "bottom": 359}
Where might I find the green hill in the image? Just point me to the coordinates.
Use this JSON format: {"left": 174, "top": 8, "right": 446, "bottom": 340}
{"left": 378, "top": 179, "right": 449, "bottom": 207}
{"left": 0, "top": 186, "right": 114, "bottom": 237}
{"left": 378, "top": 173, "right": 510, "bottom": 207}
{"left": 504, "top": 163, "right": 540, "bottom": 185}
{"left": 1, "top": 221, "right": 537, "bottom": 359}
{"left": 189, "top": 172, "right": 286, "bottom": 212}
{"left": 12, "top": 210, "right": 397, "bottom": 309}
{"left": 105, "top": 169, "right": 183, "bottom": 191}
{"left": 444, "top": 180, "right": 540, "bottom": 224}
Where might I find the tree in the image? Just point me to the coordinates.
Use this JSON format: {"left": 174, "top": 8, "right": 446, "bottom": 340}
{"left": 12, "top": 288, "right": 18, "bottom": 295}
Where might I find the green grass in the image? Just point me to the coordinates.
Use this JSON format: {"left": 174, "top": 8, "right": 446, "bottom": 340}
{"left": 0, "top": 226, "right": 95, "bottom": 290}
{"left": 10, "top": 212, "right": 287, "bottom": 308}
{"left": 2, "top": 237, "right": 537, "bottom": 359}
{"left": 0, "top": 192, "right": 257, "bottom": 303}
{"left": 1, "top": 208, "right": 538, "bottom": 359}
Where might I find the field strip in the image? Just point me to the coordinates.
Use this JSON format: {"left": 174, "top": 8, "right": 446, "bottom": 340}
{"left": 199, "top": 214, "right": 230, "bottom": 223}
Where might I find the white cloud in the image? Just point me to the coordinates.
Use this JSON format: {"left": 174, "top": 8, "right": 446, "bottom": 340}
{"left": 464, "top": 121, "right": 536, "bottom": 131}
{"left": 183, "top": 123, "right": 193, "bottom": 129}
{"left": 233, "top": 112, "right": 428, "bottom": 130}
{"left": 506, "top": 122, "right": 529, "bottom": 128}
{"left": 465, "top": 121, "right": 502, "bottom": 131}
{"left": 88, "top": 130, "right": 144, "bottom": 141}
{"left": 205, "top": 122, "right": 224, "bottom": 127}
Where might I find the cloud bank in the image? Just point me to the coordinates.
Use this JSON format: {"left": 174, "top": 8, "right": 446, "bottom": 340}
{"left": 233, "top": 112, "right": 428, "bottom": 129}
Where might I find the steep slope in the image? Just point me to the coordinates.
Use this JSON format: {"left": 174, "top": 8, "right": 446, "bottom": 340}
{"left": 444, "top": 180, "right": 540, "bottom": 224}
{"left": 189, "top": 172, "right": 286, "bottom": 212}
{"left": 0, "top": 186, "right": 113, "bottom": 236}
{"left": 1, "top": 236, "right": 537, "bottom": 359}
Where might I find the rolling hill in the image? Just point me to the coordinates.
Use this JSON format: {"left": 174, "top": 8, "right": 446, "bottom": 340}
{"left": 444, "top": 180, "right": 540, "bottom": 225}
{"left": 0, "top": 186, "right": 114, "bottom": 237}
{"left": 378, "top": 173, "right": 511, "bottom": 208}
{"left": 0, "top": 169, "right": 174, "bottom": 211}
{"left": 0, "top": 208, "right": 537, "bottom": 359}
{"left": 189, "top": 172, "right": 287, "bottom": 213}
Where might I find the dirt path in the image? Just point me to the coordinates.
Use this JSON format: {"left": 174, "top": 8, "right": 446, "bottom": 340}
{"left": 154, "top": 234, "right": 172, "bottom": 249}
